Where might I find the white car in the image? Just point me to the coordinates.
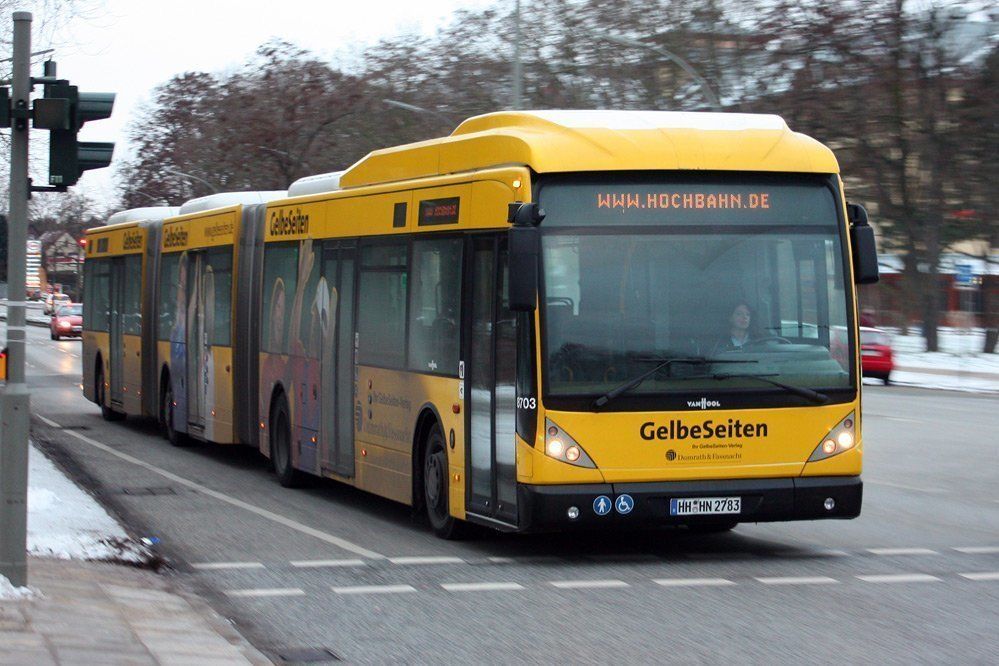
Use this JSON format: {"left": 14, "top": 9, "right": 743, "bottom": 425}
{"left": 43, "top": 293, "right": 71, "bottom": 315}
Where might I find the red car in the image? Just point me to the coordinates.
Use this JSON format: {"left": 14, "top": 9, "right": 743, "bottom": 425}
{"left": 860, "top": 326, "right": 893, "bottom": 384}
{"left": 50, "top": 303, "right": 83, "bottom": 340}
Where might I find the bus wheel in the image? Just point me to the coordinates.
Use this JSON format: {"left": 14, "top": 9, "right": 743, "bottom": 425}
{"left": 162, "top": 383, "right": 189, "bottom": 447}
{"left": 270, "top": 395, "right": 308, "bottom": 488}
{"left": 423, "top": 425, "right": 465, "bottom": 539}
{"left": 96, "top": 366, "right": 123, "bottom": 422}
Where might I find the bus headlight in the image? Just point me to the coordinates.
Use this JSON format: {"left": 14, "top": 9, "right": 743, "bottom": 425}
{"left": 808, "top": 412, "right": 857, "bottom": 462}
{"left": 544, "top": 418, "right": 596, "bottom": 468}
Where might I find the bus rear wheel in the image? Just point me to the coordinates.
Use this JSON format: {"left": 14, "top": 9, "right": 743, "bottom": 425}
{"left": 423, "top": 425, "right": 466, "bottom": 539}
{"left": 161, "top": 382, "right": 188, "bottom": 447}
{"left": 270, "top": 395, "right": 308, "bottom": 488}
{"left": 96, "top": 366, "right": 123, "bottom": 422}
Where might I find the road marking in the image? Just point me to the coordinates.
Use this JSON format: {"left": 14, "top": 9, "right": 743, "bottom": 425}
{"left": 192, "top": 562, "right": 265, "bottom": 570}
{"left": 959, "top": 572, "right": 999, "bottom": 581}
{"left": 550, "top": 579, "right": 629, "bottom": 589}
{"left": 856, "top": 574, "right": 940, "bottom": 584}
{"left": 226, "top": 588, "right": 305, "bottom": 598}
{"left": 865, "top": 479, "right": 948, "bottom": 494}
{"left": 332, "top": 584, "right": 416, "bottom": 595}
{"left": 654, "top": 578, "right": 736, "bottom": 587}
{"left": 867, "top": 548, "right": 938, "bottom": 556}
{"left": 291, "top": 559, "right": 367, "bottom": 568}
{"left": 487, "top": 556, "right": 516, "bottom": 564}
{"left": 33, "top": 414, "right": 386, "bottom": 560}
{"left": 388, "top": 556, "right": 464, "bottom": 566}
{"left": 756, "top": 576, "right": 839, "bottom": 585}
{"left": 441, "top": 582, "right": 524, "bottom": 592}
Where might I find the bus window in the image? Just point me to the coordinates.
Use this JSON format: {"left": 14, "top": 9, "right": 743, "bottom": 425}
{"left": 262, "top": 243, "right": 300, "bottom": 355}
{"left": 89, "top": 259, "right": 110, "bottom": 332}
{"left": 408, "top": 237, "right": 462, "bottom": 375}
{"left": 206, "top": 248, "right": 233, "bottom": 346}
{"left": 358, "top": 243, "right": 408, "bottom": 368}
{"left": 158, "top": 254, "right": 180, "bottom": 340}
{"left": 123, "top": 255, "right": 143, "bottom": 335}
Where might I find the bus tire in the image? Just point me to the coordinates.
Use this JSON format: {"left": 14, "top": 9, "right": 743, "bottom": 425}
{"left": 270, "top": 394, "right": 308, "bottom": 488}
{"left": 96, "top": 365, "right": 123, "bottom": 422}
{"left": 423, "top": 424, "right": 466, "bottom": 539}
{"left": 162, "top": 382, "right": 189, "bottom": 447}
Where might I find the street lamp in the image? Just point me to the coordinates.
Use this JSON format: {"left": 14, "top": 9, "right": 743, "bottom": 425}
{"left": 599, "top": 33, "right": 722, "bottom": 111}
{"left": 162, "top": 166, "right": 216, "bottom": 194}
{"left": 383, "top": 99, "right": 456, "bottom": 126}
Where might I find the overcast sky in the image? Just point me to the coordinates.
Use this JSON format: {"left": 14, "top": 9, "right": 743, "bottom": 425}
{"left": 37, "top": 0, "right": 496, "bottom": 207}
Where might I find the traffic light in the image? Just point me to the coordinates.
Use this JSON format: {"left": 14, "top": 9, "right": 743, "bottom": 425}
{"left": 34, "top": 82, "right": 115, "bottom": 188}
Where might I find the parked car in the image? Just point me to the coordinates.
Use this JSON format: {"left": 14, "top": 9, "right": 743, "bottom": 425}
{"left": 44, "top": 292, "right": 71, "bottom": 315}
{"left": 860, "top": 326, "right": 894, "bottom": 384}
{"left": 50, "top": 303, "right": 83, "bottom": 340}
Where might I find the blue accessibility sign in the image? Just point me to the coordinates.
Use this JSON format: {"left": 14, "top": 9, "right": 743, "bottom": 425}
{"left": 593, "top": 495, "right": 612, "bottom": 516}
{"left": 615, "top": 494, "right": 635, "bottom": 515}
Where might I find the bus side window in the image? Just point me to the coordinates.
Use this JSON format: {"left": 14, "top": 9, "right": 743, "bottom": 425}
{"left": 408, "top": 238, "right": 462, "bottom": 374}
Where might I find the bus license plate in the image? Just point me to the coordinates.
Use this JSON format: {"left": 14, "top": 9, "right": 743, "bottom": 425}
{"left": 670, "top": 497, "right": 741, "bottom": 516}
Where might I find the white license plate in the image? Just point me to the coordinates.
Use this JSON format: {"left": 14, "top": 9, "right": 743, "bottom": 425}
{"left": 670, "top": 497, "right": 741, "bottom": 516}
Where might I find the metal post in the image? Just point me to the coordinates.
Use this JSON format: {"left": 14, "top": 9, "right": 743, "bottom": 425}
{"left": 512, "top": 0, "right": 522, "bottom": 110}
{"left": 0, "top": 11, "right": 33, "bottom": 587}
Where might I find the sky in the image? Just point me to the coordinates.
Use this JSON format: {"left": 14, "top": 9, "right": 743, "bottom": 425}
{"left": 33, "top": 0, "right": 497, "bottom": 208}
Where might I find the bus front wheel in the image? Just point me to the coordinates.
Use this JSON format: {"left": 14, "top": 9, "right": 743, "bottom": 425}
{"left": 423, "top": 425, "right": 466, "bottom": 539}
{"left": 270, "top": 395, "right": 308, "bottom": 488}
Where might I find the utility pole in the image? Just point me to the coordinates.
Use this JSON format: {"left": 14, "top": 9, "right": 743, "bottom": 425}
{"left": 0, "top": 11, "right": 33, "bottom": 587}
{"left": 512, "top": 0, "right": 522, "bottom": 110}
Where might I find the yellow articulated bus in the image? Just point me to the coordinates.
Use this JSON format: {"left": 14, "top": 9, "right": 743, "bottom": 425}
{"left": 85, "top": 110, "right": 879, "bottom": 537}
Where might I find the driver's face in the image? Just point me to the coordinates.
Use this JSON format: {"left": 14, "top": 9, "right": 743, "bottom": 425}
{"left": 731, "top": 305, "right": 751, "bottom": 329}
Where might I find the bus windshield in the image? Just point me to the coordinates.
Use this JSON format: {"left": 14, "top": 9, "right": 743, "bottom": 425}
{"left": 538, "top": 175, "right": 853, "bottom": 407}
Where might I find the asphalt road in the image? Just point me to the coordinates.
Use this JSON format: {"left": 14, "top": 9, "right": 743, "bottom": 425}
{"left": 13, "top": 318, "right": 999, "bottom": 664}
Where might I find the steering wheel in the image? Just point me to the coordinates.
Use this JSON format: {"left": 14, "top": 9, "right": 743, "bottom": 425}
{"left": 745, "top": 336, "right": 793, "bottom": 349}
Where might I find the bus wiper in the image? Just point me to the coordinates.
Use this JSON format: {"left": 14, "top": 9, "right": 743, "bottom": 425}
{"left": 591, "top": 357, "right": 755, "bottom": 409}
{"left": 679, "top": 372, "right": 830, "bottom": 405}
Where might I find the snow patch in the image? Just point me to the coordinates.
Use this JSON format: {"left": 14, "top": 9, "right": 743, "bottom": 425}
{"left": 28, "top": 444, "right": 151, "bottom": 564}
{"left": 0, "top": 574, "right": 37, "bottom": 601}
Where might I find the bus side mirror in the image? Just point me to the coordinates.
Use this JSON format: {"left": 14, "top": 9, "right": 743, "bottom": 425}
{"left": 847, "top": 203, "right": 879, "bottom": 285}
{"left": 508, "top": 205, "right": 542, "bottom": 311}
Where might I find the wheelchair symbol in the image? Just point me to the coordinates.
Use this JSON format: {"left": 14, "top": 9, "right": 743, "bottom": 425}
{"left": 615, "top": 494, "right": 634, "bottom": 515}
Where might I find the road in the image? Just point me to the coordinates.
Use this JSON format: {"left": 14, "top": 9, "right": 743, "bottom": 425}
{"left": 13, "top": 318, "right": 999, "bottom": 664}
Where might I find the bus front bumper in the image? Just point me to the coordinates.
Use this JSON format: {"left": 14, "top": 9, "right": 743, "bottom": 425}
{"left": 517, "top": 476, "right": 862, "bottom": 531}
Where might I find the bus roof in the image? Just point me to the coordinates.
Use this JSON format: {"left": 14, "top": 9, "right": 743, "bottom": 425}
{"left": 339, "top": 110, "right": 839, "bottom": 189}
{"left": 105, "top": 206, "right": 180, "bottom": 226}
{"left": 178, "top": 191, "right": 287, "bottom": 215}
{"left": 287, "top": 171, "right": 345, "bottom": 197}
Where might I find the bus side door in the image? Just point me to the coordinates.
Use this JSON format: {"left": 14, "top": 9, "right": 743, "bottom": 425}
{"left": 320, "top": 242, "right": 356, "bottom": 477}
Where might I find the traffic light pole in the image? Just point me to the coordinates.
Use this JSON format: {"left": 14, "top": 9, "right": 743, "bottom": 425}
{"left": 0, "top": 11, "right": 33, "bottom": 587}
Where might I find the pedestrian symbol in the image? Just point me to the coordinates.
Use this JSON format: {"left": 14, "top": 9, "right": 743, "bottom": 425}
{"left": 615, "top": 494, "right": 634, "bottom": 515}
{"left": 593, "top": 495, "right": 612, "bottom": 516}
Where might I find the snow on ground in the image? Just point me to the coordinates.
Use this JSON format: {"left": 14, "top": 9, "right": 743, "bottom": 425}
{"left": 27, "top": 444, "right": 150, "bottom": 563}
{"left": 874, "top": 327, "right": 999, "bottom": 393}
{"left": 0, "top": 574, "right": 36, "bottom": 601}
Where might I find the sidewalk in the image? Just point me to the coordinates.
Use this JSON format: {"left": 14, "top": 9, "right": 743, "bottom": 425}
{"left": 2, "top": 557, "right": 270, "bottom": 665}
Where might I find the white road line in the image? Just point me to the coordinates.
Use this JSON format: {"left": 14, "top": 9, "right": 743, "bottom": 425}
{"left": 487, "top": 556, "right": 516, "bottom": 564}
{"left": 550, "top": 579, "right": 629, "bottom": 589}
{"left": 33, "top": 413, "right": 386, "bottom": 560}
{"left": 388, "top": 556, "right": 464, "bottom": 566}
{"left": 654, "top": 578, "right": 736, "bottom": 587}
{"left": 441, "top": 582, "right": 524, "bottom": 592}
{"left": 959, "top": 572, "right": 999, "bottom": 581}
{"left": 226, "top": 588, "right": 305, "bottom": 598}
{"left": 332, "top": 584, "right": 416, "bottom": 595}
{"left": 756, "top": 576, "right": 839, "bottom": 585}
{"left": 954, "top": 546, "right": 999, "bottom": 554}
{"left": 290, "top": 559, "right": 367, "bottom": 568}
{"left": 865, "top": 479, "right": 948, "bottom": 494}
{"left": 191, "top": 562, "right": 265, "bottom": 570}
{"left": 856, "top": 574, "right": 941, "bottom": 584}
{"left": 867, "top": 548, "right": 939, "bottom": 556}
